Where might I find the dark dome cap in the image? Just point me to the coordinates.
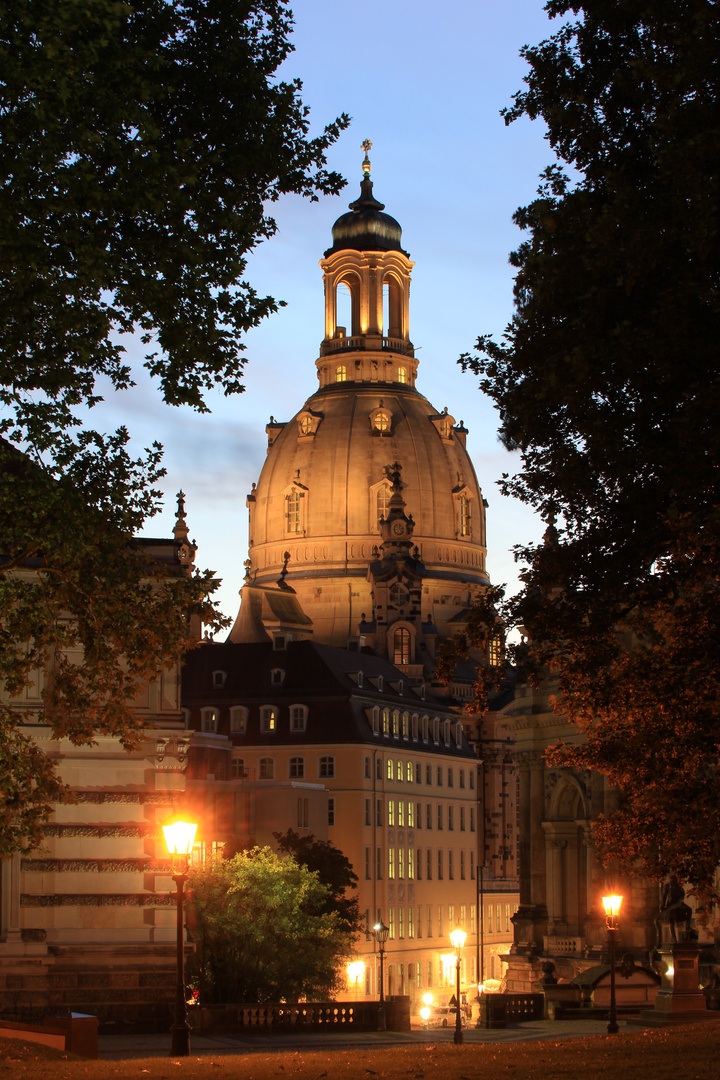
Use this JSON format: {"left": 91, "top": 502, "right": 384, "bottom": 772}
{"left": 324, "top": 175, "right": 408, "bottom": 257}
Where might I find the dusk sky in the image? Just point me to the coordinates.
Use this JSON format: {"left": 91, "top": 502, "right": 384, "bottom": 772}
{"left": 92, "top": 0, "right": 563, "bottom": 626}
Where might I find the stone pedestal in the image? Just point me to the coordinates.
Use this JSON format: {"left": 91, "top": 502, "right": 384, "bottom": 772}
{"left": 631, "top": 943, "right": 716, "bottom": 1027}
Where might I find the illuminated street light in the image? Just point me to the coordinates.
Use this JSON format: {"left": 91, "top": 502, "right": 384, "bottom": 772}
{"left": 163, "top": 819, "right": 198, "bottom": 1057}
{"left": 449, "top": 927, "right": 467, "bottom": 1046}
{"left": 602, "top": 893, "right": 623, "bottom": 1034}
{"left": 373, "top": 920, "right": 389, "bottom": 1031}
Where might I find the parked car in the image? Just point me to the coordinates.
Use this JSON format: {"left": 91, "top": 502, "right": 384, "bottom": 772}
{"left": 425, "top": 1005, "right": 466, "bottom": 1028}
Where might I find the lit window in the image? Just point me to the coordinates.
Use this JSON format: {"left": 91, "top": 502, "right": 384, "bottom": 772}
{"left": 392, "top": 711, "right": 399, "bottom": 736}
{"left": 397, "top": 760, "right": 403, "bottom": 781}
{"left": 201, "top": 708, "right": 218, "bottom": 734}
{"left": 260, "top": 707, "right": 277, "bottom": 732}
{"left": 374, "top": 410, "right": 391, "bottom": 432}
{"left": 398, "top": 801, "right": 405, "bottom": 827}
{"left": 489, "top": 632, "right": 504, "bottom": 667}
{"left": 286, "top": 491, "right": 301, "bottom": 533}
{"left": 382, "top": 709, "right": 390, "bottom": 736}
{"left": 397, "top": 366, "right": 407, "bottom": 384}
{"left": 319, "top": 755, "right": 335, "bottom": 778}
{"left": 406, "top": 761, "right": 413, "bottom": 782}
{"left": 388, "top": 849, "right": 395, "bottom": 879}
{"left": 387, "top": 758, "right": 394, "bottom": 781}
{"left": 398, "top": 849, "right": 405, "bottom": 879}
{"left": 388, "top": 800, "right": 395, "bottom": 826}
{"left": 289, "top": 756, "right": 304, "bottom": 779}
{"left": 408, "top": 802, "right": 415, "bottom": 827}
{"left": 408, "top": 849, "right": 415, "bottom": 879}
{"left": 335, "top": 365, "right": 347, "bottom": 383}
{"left": 393, "top": 628, "right": 411, "bottom": 666}
{"left": 402, "top": 713, "right": 409, "bottom": 740}
{"left": 258, "top": 757, "right": 274, "bottom": 779}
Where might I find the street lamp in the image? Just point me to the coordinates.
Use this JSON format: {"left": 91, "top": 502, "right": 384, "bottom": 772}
{"left": 373, "top": 920, "right": 389, "bottom": 1031}
{"left": 449, "top": 927, "right": 467, "bottom": 1046}
{"left": 602, "top": 893, "right": 623, "bottom": 1035}
{"left": 163, "top": 819, "right": 198, "bottom": 1057}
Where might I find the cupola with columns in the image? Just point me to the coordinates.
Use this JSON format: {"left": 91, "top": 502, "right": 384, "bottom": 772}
{"left": 317, "top": 142, "right": 417, "bottom": 389}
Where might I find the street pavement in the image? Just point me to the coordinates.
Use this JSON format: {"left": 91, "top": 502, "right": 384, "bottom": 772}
{"left": 99, "top": 1018, "right": 624, "bottom": 1059}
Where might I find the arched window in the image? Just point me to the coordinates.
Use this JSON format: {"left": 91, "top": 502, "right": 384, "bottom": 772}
{"left": 258, "top": 757, "right": 274, "bottom": 779}
{"left": 286, "top": 490, "right": 301, "bottom": 533}
{"left": 290, "top": 705, "right": 308, "bottom": 731}
{"left": 376, "top": 484, "right": 391, "bottom": 528}
{"left": 289, "top": 756, "right": 304, "bottom": 779}
{"left": 397, "top": 366, "right": 407, "bottom": 384}
{"left": 319, "top": 755, "right": 335, "bottom": 778}
{"left": 382, "top": 708, "right": 390, "bottom": 736}
{"left": 387, "top": 758, "right": 394, "bottom": 781}
{"left": 335, "top": 365, "right": 347, "bottom": 383}
{"left": 230, "top": 707, "right": 248, "bottom": 734}
{"left": 201, "top": 708, "right": 218, "bottom": 734}
{"left": 393, "top": 628, "right": 411, "bottom": 665}
{"left": 260, "top": 706, "right": 277, "bottom": 732}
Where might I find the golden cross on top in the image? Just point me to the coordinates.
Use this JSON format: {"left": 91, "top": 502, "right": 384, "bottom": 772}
{"left": 361, "top": 139, "right": 372, "bottom": 174}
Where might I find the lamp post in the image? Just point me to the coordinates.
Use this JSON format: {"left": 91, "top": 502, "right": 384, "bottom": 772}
{"left": 449, "top": 927, "right": 467, "bottom": 1046}
{"left": 602, "top": 893, "right": 623, "bottom": 1035}
{"left": 373, "top": 920, "right": 389, "bottom": 1031}
{"left": 163, "top": 819, "right": 198, "bottom": 1057}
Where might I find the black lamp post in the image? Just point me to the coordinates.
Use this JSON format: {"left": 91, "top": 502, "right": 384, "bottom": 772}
{"left": 602, "top": 893, "right": 623, "bottom": 1035}
{"left": 449, "top": 927, "right": 467, "bottom": 1046}
{"left": 163, "top": 820, "right": 198, "bottom": 1057}
{"left": 373, "top": 920, "right": 389, "bottom": 1031}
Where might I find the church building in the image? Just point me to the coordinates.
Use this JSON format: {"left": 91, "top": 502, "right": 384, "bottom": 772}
{"left": 181, "top": 147, "right": 519, "bottom": 1004}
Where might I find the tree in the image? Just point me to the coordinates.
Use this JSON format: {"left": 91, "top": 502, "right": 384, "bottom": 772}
{"left": 460, "top": 0, "right": 720, "bottom": 897}
{"left": 273, "top": 829, "right": 362, "bottom": 935}
{"left": 187, "top": 847, "right": 355, "bottom": 1004}
{"left": 0, "top": 0, "right": 348, "bottom": 853}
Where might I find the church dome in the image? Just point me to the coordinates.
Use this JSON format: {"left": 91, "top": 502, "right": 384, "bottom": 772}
{"left": 324, "top": 175, "right": 406, "bottom": 257}
{"left": 242, "top": 155, "right": 491, "bottom": 650}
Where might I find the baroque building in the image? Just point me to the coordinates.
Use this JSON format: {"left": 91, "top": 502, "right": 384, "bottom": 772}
{"left": 183, "top": 149, "right": 519, "bottom": 1006}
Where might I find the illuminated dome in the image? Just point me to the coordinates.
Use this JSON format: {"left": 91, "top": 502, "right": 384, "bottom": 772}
{"left": 238, "top": 158, "right": 490, "bottom": 651}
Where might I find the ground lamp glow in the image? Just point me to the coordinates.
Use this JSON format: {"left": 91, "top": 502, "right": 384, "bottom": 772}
{"left": 449, "top": 927, "right": 467, "bottom": 1045}
{"left": 602, "top": 893, "right": 623, "bottom": 1035}
{"left": 163, "top": 819, "right": 198, "bottom": 1057}
{"left": 373, "top": 920, "right": 389, "bottom": 1031}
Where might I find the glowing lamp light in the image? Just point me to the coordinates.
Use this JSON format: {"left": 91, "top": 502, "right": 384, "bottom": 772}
{"left": 450, "top": 927, "right": 468, "bottom": 951}
{"left": 163, "top": 820, "right": 198, "bottom": 856}
{"left": 602, "top": 894, "right": 623, "bottom": 919}
{"left": 422, "top": 993, "right": 434, "bottom": 1006}
{"left": 420, "top": 1006, "right": 431, "bottom": 1022}
{"left": 347, "top": 961, "right": 365, "bottom": 986}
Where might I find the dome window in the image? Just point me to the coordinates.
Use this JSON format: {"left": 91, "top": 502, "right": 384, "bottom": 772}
{"left": 460, "top": 494, "right": 471, "bottom": 536}
{"left": 297, "top": 410, "right": 322, "bottom": 438}
{"left": 369, "top": 405, "right": 394, "bottom": 436}
{"left": 335, "top": 365, "right": 347, "bottom": 383}
{"left": 397, "top": 366, "right": 407, "bottom": 384}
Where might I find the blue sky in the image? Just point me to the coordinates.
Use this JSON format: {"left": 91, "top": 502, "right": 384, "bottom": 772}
{"left": 96, "top": 0, "right": 563, "bottom": 626}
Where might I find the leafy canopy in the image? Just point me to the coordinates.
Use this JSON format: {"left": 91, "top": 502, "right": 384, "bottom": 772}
{"left": 187, "top": 847, "right": 355, "bottom": 1004}
{"left": 0, "top": 0, "right": 348, "bottom": 855}
{"left": 273, "top": 828, "right": 362, "bottom": 935}
{"left": 461, "top": 0, "right": 720, "bottom": 896}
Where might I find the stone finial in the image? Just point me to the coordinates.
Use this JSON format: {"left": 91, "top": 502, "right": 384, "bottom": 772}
{"left": 173, "top": 490, "right": 197, "bottom": 573}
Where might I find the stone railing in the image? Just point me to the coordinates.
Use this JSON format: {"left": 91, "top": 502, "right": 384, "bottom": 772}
{"left": 544, "top": 936, "right": 583, "bottom": 955}
{"left": 189, "top": 997, "right": 410, "bottom": 1035}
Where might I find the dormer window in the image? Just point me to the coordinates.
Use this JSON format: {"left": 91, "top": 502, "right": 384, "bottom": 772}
{"left": 230, "top": 707, "right": 248, "bottom": 734}
{"left": 286, "top": 490, "right": 300, "bottom": 533}
{"left": 201, "top": 708, "right": 218, "bottom": 734}
{"left": 260, "top": 706, "right": 278, "bottom": 733}
{"left": 369, "top": 405, "right": 393, "bottom": 436}
{"left": 212, "top": 670, "right": 227, "bottom": 689}
{"left": 290, "top": 704, "right": 308, "bottom": 732}
{"left": 271, "top": 668, "right": 286, "bottom": 686}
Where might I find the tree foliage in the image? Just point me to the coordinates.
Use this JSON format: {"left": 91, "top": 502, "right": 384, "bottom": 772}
{"left": 0, "top": 0, "right": 348, "bottom": 854}
{"left": 461, "top": 0, "right": 720, "bottom": 896}
{"left": 273, "top": 829, "right": 362, "bottom": 935}
{"left": 187, "top": 847, "right": 355, "bottom": 1004}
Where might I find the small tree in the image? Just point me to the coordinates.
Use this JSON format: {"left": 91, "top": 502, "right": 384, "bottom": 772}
{"left": 187, "top": 847, "right": 355, "bottom": 1004}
